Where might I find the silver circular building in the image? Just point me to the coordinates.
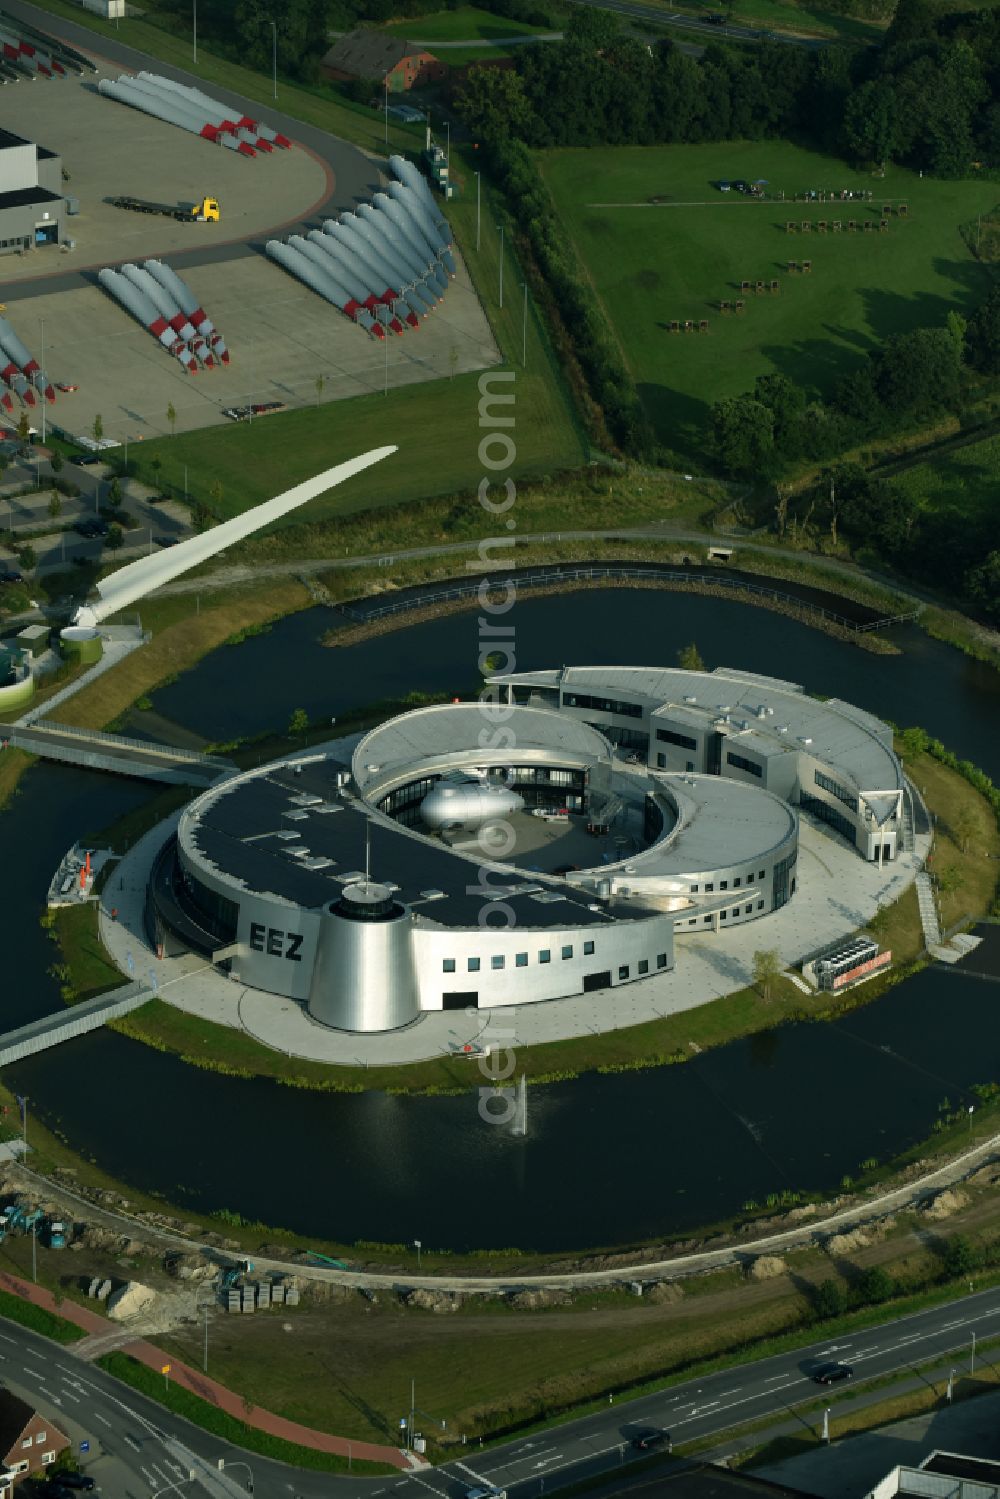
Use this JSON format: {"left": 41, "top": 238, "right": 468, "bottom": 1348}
{"left": 150, "top": 667, "right": 904, "bottom": 1033}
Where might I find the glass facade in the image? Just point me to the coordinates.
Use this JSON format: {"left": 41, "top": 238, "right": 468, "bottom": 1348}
{"left": 177, "top": 867, "right": 239, "bottom": 944}
{"left": 772, "top": 852, "right": 796, "bottom": 910}
{"left": 727, "top": 751, "right": 763, "bottom": 779}
{"left": 656, "top": 726, "right": 697, "bottom": 751}
{"left": 801, "top": 792, "right": 857, "bottom": 846}
{"left": 564, "top": 691, "right": 642, "bottom": 718}
{"left": 814, "top": 769, "right": 857, "bottom": 813}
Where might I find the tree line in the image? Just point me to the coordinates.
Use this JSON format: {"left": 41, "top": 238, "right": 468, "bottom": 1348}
{"left": 708, "top": 284, "right": 1000, "bottom": 619}
{"left": 455, "top": 0, "right": 1000, "bottom": 179}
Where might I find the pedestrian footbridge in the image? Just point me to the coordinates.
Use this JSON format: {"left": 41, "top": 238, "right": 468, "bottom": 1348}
{"left": 7, "top": 721, "right": 233, "bottom": 786}
{"left": 0, "top": 981, "right": 154, "bottom": 1067}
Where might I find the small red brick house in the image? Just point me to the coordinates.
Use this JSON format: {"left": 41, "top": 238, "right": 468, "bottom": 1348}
{"left": 0, "top": 1391, "right": 69, "bottom": 1488}
{"left": 321, "top": 31, "right": 446, "bottom": 92}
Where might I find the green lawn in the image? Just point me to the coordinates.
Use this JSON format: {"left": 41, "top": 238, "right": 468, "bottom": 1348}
{"left": 640, "top": 0, "right": 882, "bottom": 41}
{"left": 383, "top": 5, "right": 557, "bottom": 39}
{"left": 891, "top": 432, "right": 1000, "bottom": 525}
{"left": 540, "top": 141, "right": 997, "bottom": 460}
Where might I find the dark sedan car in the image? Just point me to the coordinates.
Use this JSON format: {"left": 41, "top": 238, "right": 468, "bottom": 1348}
{"left": 0, "top": 568, "right": 23, "bottom": 583}
{"left": 812, "top": 1362, "right": 854, "bottom": 1385}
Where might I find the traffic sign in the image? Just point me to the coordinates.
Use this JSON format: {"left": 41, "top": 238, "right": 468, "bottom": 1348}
{"left": 79, "top": 1441, "right": 90, "bottom": 1454}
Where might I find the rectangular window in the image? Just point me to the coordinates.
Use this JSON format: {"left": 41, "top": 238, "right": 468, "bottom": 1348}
{"left": 727, "top": 751, "right": 763, "bottom": 779}
{"left": 757, "top": 900, "right": 764, "bottom": 910}
{"left": 21, "top": 1441, "right": 30, "bottom": 1451}
{"left": 561, "top": 945, "right": 573, "bottom": 960}
{"left": 442, "top": 959, "right": 456, "bottom": 973}
{"left": 638, "top": 958, "right": 649, "bottom": 975}
{"left": 732, "top": 908, "right": 739, "bottom": 918}
{"left": 491, "top": 955, "right": 505, "bottom": 971}
{"left": 539, "top": 949, "right": 551, "bottom": 964}
{"left": 734, "top": 877, "right": 741, "bottom": 888}
{"left": 11, "top": 1462, "right": 27, "bottom": 1475}
{"left": 721, "top": 910, "right": 727, "bottom": 920}
{"left": 745, "top": 904, "right": 752, "bottom": 914}
{"left": 720, "top": 880, "right": 728, "bottom": 890}
{"left": 468, "top": 956, "right": 480, "bottom": 973}
{"left": 41, "top": 1454, "right": 54, "bottom": 1466}
{"left": 564, "top": 691, "right": 641, "bottom": 718}
{"left": 584, "top": 941, "right": 595, "bottom": 955}
{"left": 686, "top": 761, "right": 695, "bottom": 772}
{"left": 657, "top": 953, "right": 667, "bottom": 968}
{"left": 34, "top": 1435, "right": 45, "bottom": 1446}
{"left": 515, "top": 952, "right": 528, "bottom": 968}
{"left": 814, "top": 768, "right": 857, "bottom": 812}
{"left": 704, "top": 915, "right": 712, "bottom": 924}
{"left": 689, "top": 884, "right": 698, "bottom": 894}
{"left": 618, "top": 965, "right": 629, "bottom": 980}
{"left": 706, "top": 883, "right": 714, "bottom": 892}
{"left": 656, "top": 725, "right": 697, "bottom": 750}
{"left": 759, "top": 869, "right": 766, "bottom": 881}
{"left": 656, "top": 753, "right": 666, "bottom": 769}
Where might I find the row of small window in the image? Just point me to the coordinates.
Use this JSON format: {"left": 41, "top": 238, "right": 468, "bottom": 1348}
{"left": 686, "top": 901, "right": 764, "bottom": 925}
{"left": 563, "top": 691, "right": 642, "bottom": 719}
{"left": 689, "top": 870, "right": 766, "bottom": 894}
{"left": 443, "top": 950, "right": 669, "bottom": 973}
{"left": 726, "top": 751, "right": 763, "bottom": 779}
{"left": 656, "top": 726, "right": 697, "bottom": 751}
{"left": 20, "top": 1435, "right": 48, "bottom": 1448}
{"left": 814, "top": 768, "right": 857, "bottom": 812}
{"left": 0, "top": 237, "right": 29, "bottom": 251}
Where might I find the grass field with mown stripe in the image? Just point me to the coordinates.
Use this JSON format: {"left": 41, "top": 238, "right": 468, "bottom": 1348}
{"left": 383, "top": 5, "right": 557, "bottom": 38}
{"left": 540, "top": 141, "right": 996, "bottom": 460}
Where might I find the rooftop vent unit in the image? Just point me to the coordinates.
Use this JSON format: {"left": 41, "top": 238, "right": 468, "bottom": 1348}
{"left": 684, "top": 695, "right": 698, "bottom": 704}
{"left": 777, "top": 725, "right": 788, "bottom": 735}
{"left": 800, "top": 736, "right": 813, "bottom": 746}
{"left": 738, "top": 720, "right": 751, "bottom": 731}
{"left": 365, "top": 763, "right": 381, "bottom": 774}
{"left": 338, "top": 869, "right": 367, "bottom": 883}
{"left": 311, "top": 802, "right": 343, "bottom": 815}
{"left": 757, "top": 705, "right": 768, "bottom": 719}
{"left": 290, "top": 793, "right": 322, "bottom": 807}
{"left": 531, "top": 891, "right": 568, "bottom": 905}
{"left": 420, "top": 888, "right": 447, "bottom": 901}
{"left": 282, "top": 810, "right": 309, "bottom": 822}
{"left": 302, "top": 856, "right": 335, "bottom": 870}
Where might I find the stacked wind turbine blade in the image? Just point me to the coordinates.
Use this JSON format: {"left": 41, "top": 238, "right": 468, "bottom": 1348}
{"left": 266, "top": 240, "right": 383, "bottom": 338}
{"left": 0, "top": 316, "right": 54, "bottom": 402}
{"left": 143, "top": 73, "right": 293, "bottom": 148}
{"left": 120, "top": 264, "right": 206, "bottom": 369}
{"left": 305, "top": 231, "right": 406, "bottom": 333}
{"left": 99, "top": 70, "right": 290, "bottom": 155}
{"left": 385, "top": 181, "right": 457, "bottom": 275}
{"left": 98, "top": 267, "right": 193, "bottom": 366}
{"left": 145, "top": 260, "right": 229, "bottom": 362}
{"left": 0, "top": 10, "right": 93, "bottom": 73}
{"left": 389, "top": 154, "right": 450, "bottom": 235}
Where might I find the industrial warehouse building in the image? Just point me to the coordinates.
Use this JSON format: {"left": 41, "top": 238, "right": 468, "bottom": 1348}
{"left": 0, "top": 128, "right": 66, "bottom": 253}
{"left": 147, "top": 667, "right": 909, "bottom": 1034}
{"left": 320, "top": 31, "right": 446, "bottom": 91}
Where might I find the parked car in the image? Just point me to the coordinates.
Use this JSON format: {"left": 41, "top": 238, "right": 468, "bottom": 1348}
{"left": 147, "top": 493, "right": 172, "bottom": 504}
{"left": 154, "top": 535, "right": 179, "bottom": 547}
{"left": 0, "top": 569, "right": 23, "bottom": 583}
{"left": 70, "top": 454, "right": 103, "bottom": 466}
{"left": 812, "top": 1362, "right": 854, "bottom": 1385}
{"left": 73, "top": 519, "right": 99, "bottom": 537}
{"left": 50, "top": 1474, "right": 96, "bottom": 1491}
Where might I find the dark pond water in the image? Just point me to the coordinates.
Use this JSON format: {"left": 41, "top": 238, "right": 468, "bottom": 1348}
{"left": 150, "top": 589, "right": 1000, "bottom": 781}
{"left": 4, "top": 589, "right": 999, "bottom": 1251}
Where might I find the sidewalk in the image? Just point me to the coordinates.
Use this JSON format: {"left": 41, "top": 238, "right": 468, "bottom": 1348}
{"left": 0, "top": 1270, "right": 408, "bottom": 1469}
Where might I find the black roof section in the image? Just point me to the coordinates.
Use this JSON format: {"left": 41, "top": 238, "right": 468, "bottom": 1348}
{"left": 0, "top": 128, "right": 30, "bottom": 151}
{"left": 190, "top": 759, "right": 652, "bottom": 931}
{"left": 0, "top": 186, "right": 63, "bottom": 211}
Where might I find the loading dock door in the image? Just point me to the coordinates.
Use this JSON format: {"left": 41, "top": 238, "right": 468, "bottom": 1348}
{"left": 583, "top": 970, "right": 612, "bottom": 993}
{"left": 443, "top": 991, "right": 477, "bottom": 1010}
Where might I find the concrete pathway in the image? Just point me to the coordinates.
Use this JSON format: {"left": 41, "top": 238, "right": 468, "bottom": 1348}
{"left": 0, "top": 1269, "right": 408, "bottom": 1467}
{"left": 915, "top": 871, "right": 942, "bottom": 948}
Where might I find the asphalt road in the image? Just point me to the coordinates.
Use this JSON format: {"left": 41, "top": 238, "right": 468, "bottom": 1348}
{"left": 563, "top": 0, "right": 833, "bottom": 47}
{"left": 5, "top": 1287, "right": 1000, "bottom": 1498}
{"left": 0, "top": 0, "right": 381, "bottom": 303}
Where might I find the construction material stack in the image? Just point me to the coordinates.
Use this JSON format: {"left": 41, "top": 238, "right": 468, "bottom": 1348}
{"left": 0, "top": 315, "right": 55, "bottom": 411}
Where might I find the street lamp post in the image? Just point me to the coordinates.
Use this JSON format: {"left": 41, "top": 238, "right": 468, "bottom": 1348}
{"left": 475, "top": 171, "right": 481, "bottom": 252}
{"left": 270, "top": 20, "right": 277, "bottom": 101}
{"left": 947, "top": 1367, "right": 956, "bottom": 1402}
{"left": 972, "top": 1330, "right": 977, "bottom": 1375}
{"left": 193, "top": 0, "right": 197, "bottom": 63}
{"left": 445, "top": 120, "right": 450, "bottom": 164}
{"left": 521, "top": 282, "right": 527, "bottom": 367}
{"left": 39, "top": 313, "right": 45, "bottom": 446}
{"left": 498, "top": 224, "right": 504, "bottom": 309}
{"left": 384, "top": 78, "right": 388, "bottom": 145}
{"left": 414, "top": 1238, "right": 422, "bottom": 1270}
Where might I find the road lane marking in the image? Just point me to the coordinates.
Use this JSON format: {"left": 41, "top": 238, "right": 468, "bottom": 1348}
{"left": 124, "top": 1435, "right": 142, "bottom": 1451}
{"left": 0, "top": 1335, "right": 15, "bottom": 1345}
{"left": 94, "top": 1413, "right": 112, "bottom": 1427}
